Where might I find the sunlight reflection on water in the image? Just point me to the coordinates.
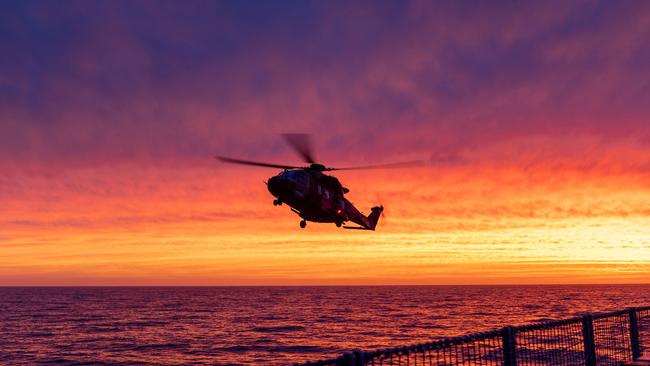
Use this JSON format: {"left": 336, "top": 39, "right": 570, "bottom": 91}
{"left": 1, "top": 285, "right": 649, "bottom": 365}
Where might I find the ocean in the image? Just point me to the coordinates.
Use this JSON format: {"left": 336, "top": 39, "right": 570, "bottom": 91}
{"left": 1, "top": 285, "right": 649, "bottom": 365}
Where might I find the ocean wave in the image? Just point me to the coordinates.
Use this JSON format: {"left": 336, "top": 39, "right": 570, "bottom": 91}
{"left": 131, "top": 343, "right": 190, "bottom": 351}
{"left": 251, "top": 325, "right": 305, "bottom": 333}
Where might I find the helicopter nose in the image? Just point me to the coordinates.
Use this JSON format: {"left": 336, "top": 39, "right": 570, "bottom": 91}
{"left": 267, "top": 176, "right": 286, "bottom": 197}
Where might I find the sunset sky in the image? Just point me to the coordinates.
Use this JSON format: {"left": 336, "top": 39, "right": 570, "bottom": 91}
{"left": 2, "top": 1, "right": 650, "bottom": 285}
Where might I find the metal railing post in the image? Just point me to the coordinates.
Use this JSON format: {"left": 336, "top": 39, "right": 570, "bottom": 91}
{"left": 340, "top": 352, "right": 355, "bottom": 366}
{"left": 582, "top": 315, "right": 597, "bottom": 366}
{"left": 629, "top": 307, "right": 641, "bottom": 360}
{"left": 502, "top": 326, "right": 517, "bottom": 366}
{"left": 353, "top": 350, "right": 365, "bottom": 366}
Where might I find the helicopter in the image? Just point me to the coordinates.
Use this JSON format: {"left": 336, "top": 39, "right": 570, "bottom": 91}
{"left": 216, "top": 134, "right": 420, "bottom": 230}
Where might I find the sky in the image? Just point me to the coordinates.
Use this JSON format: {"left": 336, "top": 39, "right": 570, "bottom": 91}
{"left": 1, "top": 0, "right": 650, "bottom": 285}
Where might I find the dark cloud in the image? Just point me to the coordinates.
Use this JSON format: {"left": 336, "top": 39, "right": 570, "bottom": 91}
{"left": 1, "top": 0, "right": 650, "bottom": 167}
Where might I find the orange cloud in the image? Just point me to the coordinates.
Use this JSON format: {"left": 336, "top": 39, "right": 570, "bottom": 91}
{"left": 2, "top": 1, "right": 650, "bottom": 284}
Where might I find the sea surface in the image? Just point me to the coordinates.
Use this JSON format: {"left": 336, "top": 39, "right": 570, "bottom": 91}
{"left": 1, "top": 285, "right": 649, "bottom": 365}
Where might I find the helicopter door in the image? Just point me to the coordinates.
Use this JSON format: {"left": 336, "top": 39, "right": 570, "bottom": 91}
{"left": 290, "top": 170, "right": 309, "bottom": 198}
{"left": 321, "top": 188, "right": 332, "bottom": 210}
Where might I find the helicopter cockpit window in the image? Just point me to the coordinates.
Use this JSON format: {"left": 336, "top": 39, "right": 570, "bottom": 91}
{"left": 286, "top": 170, "right": 309, "bottom": 186}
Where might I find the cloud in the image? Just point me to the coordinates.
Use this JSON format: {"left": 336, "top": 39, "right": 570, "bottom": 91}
{"left": 2, "top": 1, "right": 650, "bottom": 284}
{"left": 1, "top": 1, "right": 650, "bottom": 168}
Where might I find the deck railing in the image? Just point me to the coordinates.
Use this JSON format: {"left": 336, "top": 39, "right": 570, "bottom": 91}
{"left": 297, "top": 306, "right": 650, "bottom": 366}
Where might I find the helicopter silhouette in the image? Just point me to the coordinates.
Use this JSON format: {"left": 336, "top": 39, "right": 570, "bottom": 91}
{"left": 216, "top": 134, "right": 420, "bottom": 230}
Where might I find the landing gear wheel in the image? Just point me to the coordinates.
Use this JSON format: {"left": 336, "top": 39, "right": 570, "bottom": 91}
{"left": 300, "top": 220, "right": 306, "bottom": 229}
{"left": 335, "top": 222, "right": 342, "bottom": 227}
{"left": 273, "top": 199, "right": 282, "bottom": 206}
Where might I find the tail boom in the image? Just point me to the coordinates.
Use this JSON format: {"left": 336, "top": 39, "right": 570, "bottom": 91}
{"left": 346, "top": 205, "right": 383, "bottom": 230}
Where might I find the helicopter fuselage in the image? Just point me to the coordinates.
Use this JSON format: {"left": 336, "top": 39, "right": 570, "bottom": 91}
{"left": 266, "top": 168, "right": 381, "bottom": 229}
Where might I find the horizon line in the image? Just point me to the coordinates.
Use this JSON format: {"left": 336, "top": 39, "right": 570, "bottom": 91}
{"left": 1, "top": 283, "right": 650, "bottom": 288}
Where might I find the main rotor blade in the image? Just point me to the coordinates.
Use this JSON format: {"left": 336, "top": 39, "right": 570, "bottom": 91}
{"left": 216, "top": 156, "right": 300, "bottom": 170}
{"left": 328, "top": 160, "right": 424, "bottom": 171}
{"left": 282, "top": 133, "right": 316, "bottom": 164}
